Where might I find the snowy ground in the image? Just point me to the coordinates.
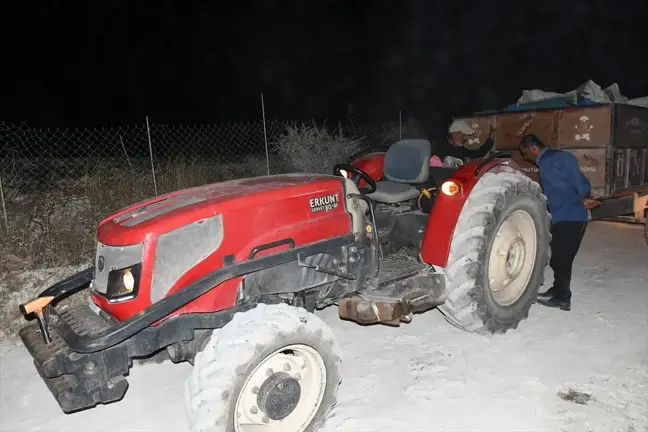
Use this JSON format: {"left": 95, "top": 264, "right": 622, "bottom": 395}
{"left": 1, "top": 221, "right": 647, "bottom": 432}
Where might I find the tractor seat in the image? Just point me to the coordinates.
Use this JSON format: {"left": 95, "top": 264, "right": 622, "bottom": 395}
{"left": 366, "top": 138, "right": 431, "bottom": 204}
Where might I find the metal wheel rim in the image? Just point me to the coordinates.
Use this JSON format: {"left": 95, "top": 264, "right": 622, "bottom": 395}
{"left": 487, "top": 209, "right": 537, "bottom": 306}
{"left": 234, "top": 344, "right": 327, "bottom": 432}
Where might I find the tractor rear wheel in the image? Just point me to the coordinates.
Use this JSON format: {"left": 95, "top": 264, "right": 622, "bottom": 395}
{"left": 438, "top": 169, "right": 551, "bottom": 334}
{"left": 185, "top": 303, "right": 341, "bottom": 432}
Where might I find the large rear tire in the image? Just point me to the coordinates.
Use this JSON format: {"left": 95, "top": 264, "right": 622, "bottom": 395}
{"left": 438, "top": 169, "right": 551, "bottom": 335}
{"left": 185, "top": 303, "right": 341, "bottom": 432}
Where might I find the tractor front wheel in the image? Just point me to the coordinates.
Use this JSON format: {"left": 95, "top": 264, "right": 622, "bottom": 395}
{"left": 185, "top": 303, "right": 341, "bottom": 432}
{"left": 438, "top": 169, "right": 551, "bottom": 334}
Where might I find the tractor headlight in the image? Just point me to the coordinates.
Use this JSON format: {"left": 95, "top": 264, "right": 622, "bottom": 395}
{"left": 338, "top": 169, "right": 349, "bottom": 178}
{"left": 105, "top": 263, "right": 141, "bottom": 302}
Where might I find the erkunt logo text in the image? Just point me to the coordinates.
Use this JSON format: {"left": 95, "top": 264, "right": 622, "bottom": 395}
{"left": 309, "top": 193, "right": 340, "bottom": 212}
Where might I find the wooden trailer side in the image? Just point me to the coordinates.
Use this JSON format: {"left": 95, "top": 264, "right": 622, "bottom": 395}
{"left": 456, "top": 105, "right": 613, "bottom": 198}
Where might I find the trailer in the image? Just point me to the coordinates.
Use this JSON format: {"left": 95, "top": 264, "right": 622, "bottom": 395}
{"left": 455, "top": 103, "right": 648, "bottom": 230}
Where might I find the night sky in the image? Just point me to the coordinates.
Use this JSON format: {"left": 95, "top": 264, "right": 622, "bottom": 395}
{"left": 3, "top": 0, "right": 648, "bottom": 130}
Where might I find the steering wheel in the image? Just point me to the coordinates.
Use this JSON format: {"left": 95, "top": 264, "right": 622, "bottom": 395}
{"left": 333, "top": 163, "right": 377, "bottom": 194}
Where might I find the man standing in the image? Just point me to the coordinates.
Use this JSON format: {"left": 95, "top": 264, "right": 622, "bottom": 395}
{"left": 519, "top": 134, "right": 599, "bottom": 311}
{"left": 432, "top": 120, "right": 496, "bottom": 166}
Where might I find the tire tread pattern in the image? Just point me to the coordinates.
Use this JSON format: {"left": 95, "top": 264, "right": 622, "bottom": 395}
{"left": 438, "top": 170, "right": 551, "bottom": 335}
{"left": 186, "top": 303, "right": 341, "bottom": 432}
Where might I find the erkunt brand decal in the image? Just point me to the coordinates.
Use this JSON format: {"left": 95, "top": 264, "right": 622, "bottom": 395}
{"left": 309, "top": 193, "right": 339, "bottom": 213}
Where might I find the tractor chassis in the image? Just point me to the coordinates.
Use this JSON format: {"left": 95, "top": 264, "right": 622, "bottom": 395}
{"left": 18, "top": 229, "right": 446, "bottom": 414}
{"left": 18, "top": 234, "right": 359, "bottom": 413}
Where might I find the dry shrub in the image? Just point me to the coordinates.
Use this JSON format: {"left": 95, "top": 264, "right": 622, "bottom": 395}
{"left": 0, "top": 155, "right": 274, "bottom": 271}
{"left": 379, "top": 116, "right": 427, "bottom": 144}
{"left": 344, "top": 117, "right": 429, "bottom": 155}
{"left": 0, "top": 155, "right": 283, "bottom": 344}
{"left": 275, "top": 122, "right": 363, "bottom": 174}
{"left": 0, "top": 265, "right": 88, "bottom": 345}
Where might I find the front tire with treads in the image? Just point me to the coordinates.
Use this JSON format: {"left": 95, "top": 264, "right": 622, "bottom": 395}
{"left": 438, "top": 169, "right": 551, "bottom": 335}
{"left": 186, "top": 303, "right": 341, "bottom": 432}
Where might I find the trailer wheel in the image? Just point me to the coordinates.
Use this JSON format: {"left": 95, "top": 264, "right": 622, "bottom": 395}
{"left": 185, "top": 303, "right": 341, "bottom": 432}
{"left": 438, "top": 169, "right": 551, "bottom": 335}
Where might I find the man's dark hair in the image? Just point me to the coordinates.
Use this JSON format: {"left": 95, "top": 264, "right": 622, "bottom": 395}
{"left": 519, "top": 134, "right": 545, "bottom": 149}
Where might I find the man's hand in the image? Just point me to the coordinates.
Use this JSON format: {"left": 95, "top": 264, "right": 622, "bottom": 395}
{"left": 583, "top": 197, "right": 600, "bottom": 209}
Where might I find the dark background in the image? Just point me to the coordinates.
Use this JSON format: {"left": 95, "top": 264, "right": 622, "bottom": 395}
{"left": 2, "top": 0, "right": 647, "bottom": 131}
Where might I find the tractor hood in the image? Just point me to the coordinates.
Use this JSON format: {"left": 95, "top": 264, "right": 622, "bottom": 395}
{"left": 97, "top": 173, "right": 345, "bottom": 246}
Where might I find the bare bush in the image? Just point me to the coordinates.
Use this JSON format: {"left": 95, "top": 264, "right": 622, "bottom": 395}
{"left": 0, "top": 155, "right": 276, "bottom": 271}
{"left": 0, "top": 265, "right": 87, "bottom": 345}
{"left": 379, "top": 116, "right": 428, "bottom": 144}
{"left": 345, "top": 117, "right": 429, "bottom": 153}
{"left": 0, "top": 120, "right": 397, "bottom": 343}
{"left": 275, "top": 122, "right": 364, "bottom": 174}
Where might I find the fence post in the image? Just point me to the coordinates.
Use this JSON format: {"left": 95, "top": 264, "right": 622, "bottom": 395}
{"left": 145, "top": 116, "right": 159, "bottom": 195}
{"left": 261, "top": 93, "right": 270, "bottom": 175}
{"left": 0, "top": 174, "right": 8, "bottom": 232}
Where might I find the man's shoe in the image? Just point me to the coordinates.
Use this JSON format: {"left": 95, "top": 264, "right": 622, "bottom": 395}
{"left": 537, "top": 296, "right": 571, "bottom": 311}
{"left": 537, "top": 287, "right": 558, "bottom": 300}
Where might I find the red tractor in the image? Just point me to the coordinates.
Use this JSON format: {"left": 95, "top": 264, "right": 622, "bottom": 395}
{"left": 18, "top": 139, "right": 550, "bottom": 432}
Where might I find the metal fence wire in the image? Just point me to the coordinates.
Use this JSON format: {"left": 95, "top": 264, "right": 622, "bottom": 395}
{"left": 0, "top": 118, "right": 433, "bottom": 267}
{"left": 3, "top": 120, "right": 378, "bottom": 177}
{"left": 0, "top": 119, "right": 428, "bottom": 222}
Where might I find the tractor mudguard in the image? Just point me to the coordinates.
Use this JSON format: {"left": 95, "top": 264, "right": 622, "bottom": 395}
{"left": 420, "top": 158, "right": 512, "bottom": 268}
{"left": 350, "top": 151, "right": 386, "bottom": 185}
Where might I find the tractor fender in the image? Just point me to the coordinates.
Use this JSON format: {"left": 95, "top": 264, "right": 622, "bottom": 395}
{"left": 350, "top": 151, "right": 385, "bottom": 185}
{"left": 420, "top": 158, "right": 516, "bottom": 268}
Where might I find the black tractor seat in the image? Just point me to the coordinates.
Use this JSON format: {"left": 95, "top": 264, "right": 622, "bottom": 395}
{"left": 366, "top": 139, "right": 457, "bottom": 204}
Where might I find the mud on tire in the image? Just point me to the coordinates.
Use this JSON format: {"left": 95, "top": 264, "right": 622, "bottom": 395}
{"left": 185, "top": 303, "right": 342, "bottom": 432}
{"left": 438, "top": 169, "right": 551, "bottom": 335}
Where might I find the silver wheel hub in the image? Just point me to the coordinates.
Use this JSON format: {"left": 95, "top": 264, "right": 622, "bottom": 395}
{"left": 488, "top": 209, "right": 537, "bottom": 306}
{"left": 234, "top": 344, "right": 326, "bottom": 432}
{"left": 505, "top": 237, "right": 526, "bottom": 279}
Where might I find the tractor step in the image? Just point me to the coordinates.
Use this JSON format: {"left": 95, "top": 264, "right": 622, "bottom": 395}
{"left": 338, "top": 256, "right": 446, "bottom": 326}
{"left": 376, "top": 256, "right": 426, "bottom": 286}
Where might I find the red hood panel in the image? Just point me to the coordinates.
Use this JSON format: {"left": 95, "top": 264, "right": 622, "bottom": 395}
{"left": 97, "top": 174, "right": 344, "bottom": 245}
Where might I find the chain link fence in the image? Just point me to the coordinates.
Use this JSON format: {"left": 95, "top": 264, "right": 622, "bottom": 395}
{"left": 0, "top": 120, "right": 407, "bottom": 193}
{"left": 0, "top": 120, "right": 396, "bottom": 200}
{"left": 0, "top": 118, "right": 427, "bottom": 268}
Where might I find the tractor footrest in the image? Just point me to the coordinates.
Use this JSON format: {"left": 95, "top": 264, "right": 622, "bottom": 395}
{"left": 19, "top": 304, "right": 131, "bottom": 413}
{"left": 375, "top": 257, "right": 427, "bottom": 286}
